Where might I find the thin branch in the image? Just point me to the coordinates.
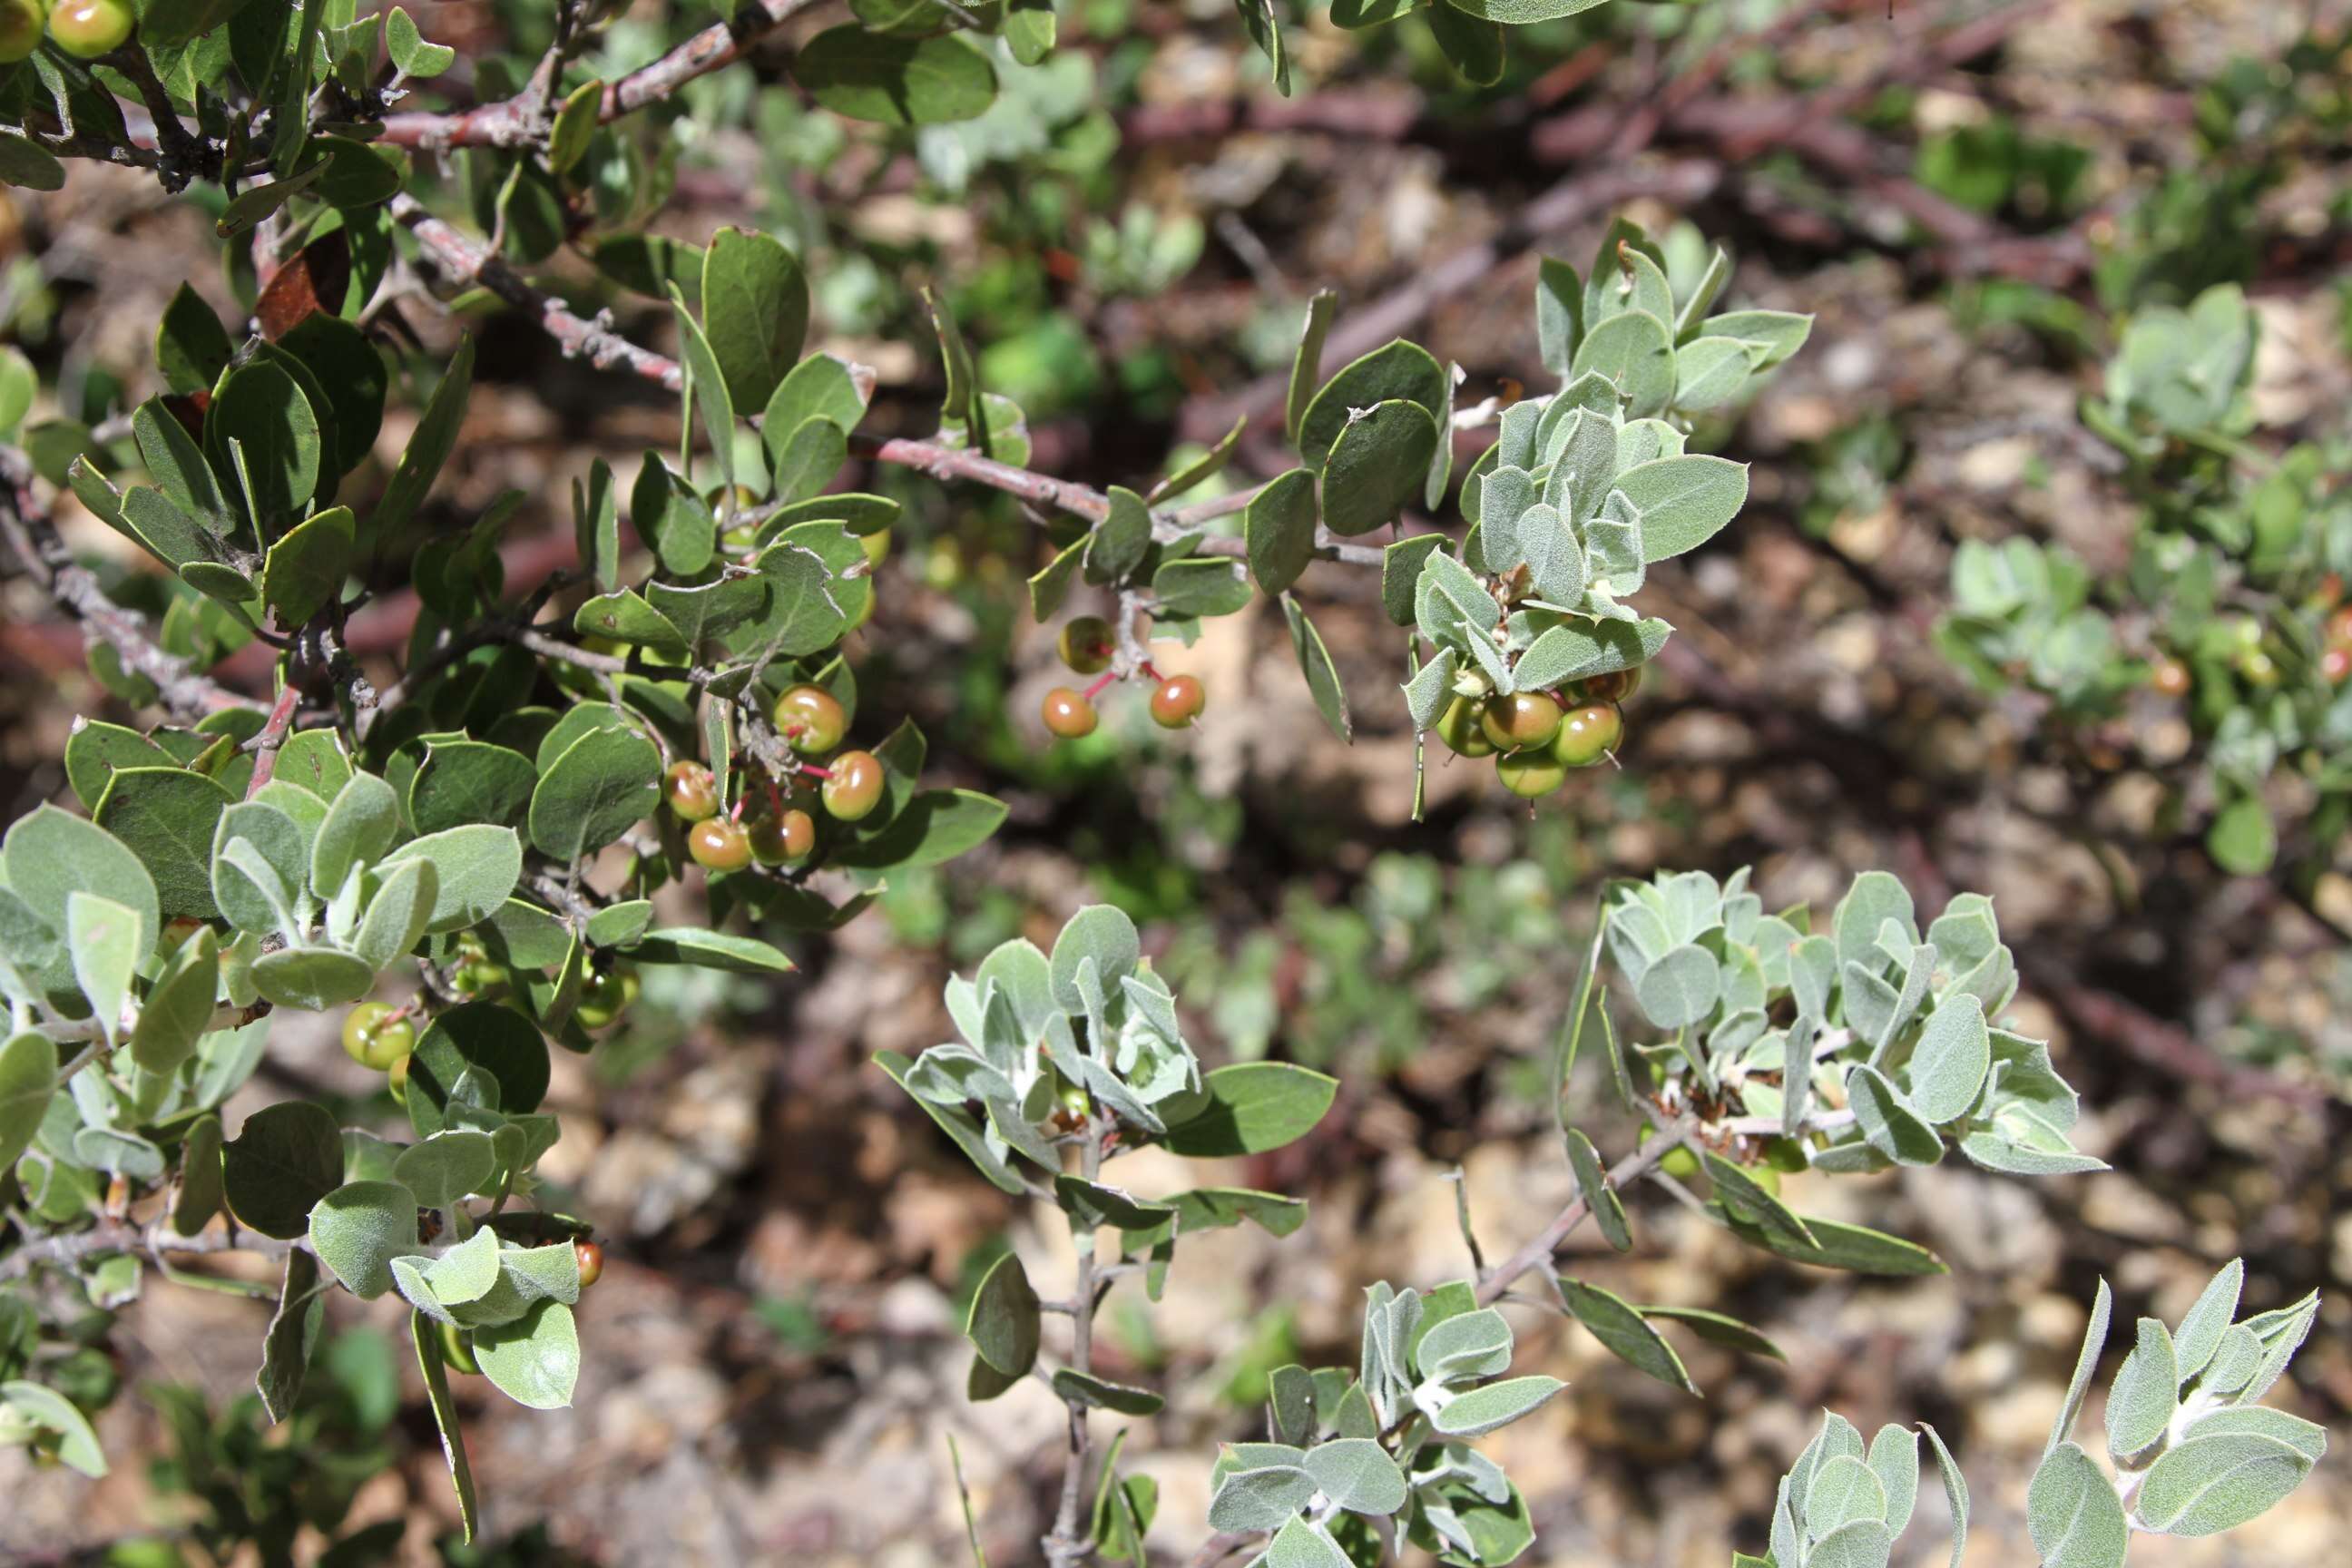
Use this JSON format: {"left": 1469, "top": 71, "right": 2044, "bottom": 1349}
{"left": 0, "top": 1218, "right": 290, "bottom": 1287}
{"left": 1044, "top": 1114, "right": 1111, "bottom": 1568}
{"left": 374, "top": 0, "right": 832, "bottom": 152}
{"left": 0, "top": 449, "right": 263, "bottom": 719}
{"left": 1474, "top": 1115, "right": 1695, "bottom": 1308}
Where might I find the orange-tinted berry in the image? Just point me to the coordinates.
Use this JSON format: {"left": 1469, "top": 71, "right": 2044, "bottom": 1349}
{"left": 1581, "top": 665, "right": 1642, "bottom": 703}
{"left": 1551, "top": 703, "right": 1623, "bottom": 768}
{"left": 1480, "top": 691, "right": 1563, "bottom": 752}
{"left": 575, "top": 1240, "right": 604, "bottom": 1289}
{"left": 1149, "top": 674, "right": 1204, "bottom": 730}
{"left": 821, "top": 750, "right": 885, "bottom": 821}
{"left": 663, "top": 760, "right": 720, "bottom": 821}
{"left": 750, "top": 808, "right": 817, "bottom": 865}
{"left": 2149, "top": 657, "right": 2191, "bottom": 698}
{"left": 2325, "top": 648, "right": 2352, "bottom": 685}
{"left": 772, "top": 684, "right": 848, "bottom": 754}
{"left": 47, "top": 0, "right": 132, "bottom": 59}
{"left": 1044, "top": 687, "right": 1099, "bottom": 739}
{"left": 688, "top": 817, "right": 752, "bottom": 871}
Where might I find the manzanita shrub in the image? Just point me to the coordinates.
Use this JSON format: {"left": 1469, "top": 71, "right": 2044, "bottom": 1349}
{"left": 1939, "top": 280, "right": 2352, "bottom": 882}
{"left": 0, "top": 3, "right": 2330, "bottom": 1565}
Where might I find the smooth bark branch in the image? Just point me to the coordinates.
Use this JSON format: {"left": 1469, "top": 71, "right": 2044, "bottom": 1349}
{"left": 375, "top": 0, "right": 831, "bottom": 151}
{"left": 0, "top": 1219, "right": 291, "bottom": 1287}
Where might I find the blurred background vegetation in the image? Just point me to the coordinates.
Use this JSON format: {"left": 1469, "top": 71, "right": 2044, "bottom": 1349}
{"left": 2, "top": 1, "right": 2347, "bottom": 1563}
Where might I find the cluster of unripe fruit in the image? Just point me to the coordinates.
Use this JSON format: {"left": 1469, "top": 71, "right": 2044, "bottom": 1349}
{"left": 0, "top": 0, "right": 133, "bottom": 63}
{"left": 662, "top": 683, "right": 883, "bottom": 873}
{"left": 1040, "top": 615, "right": 1205, "bottom": 739}
{"left": 1435, "top": 666, "right": 1637, "bottom": 798}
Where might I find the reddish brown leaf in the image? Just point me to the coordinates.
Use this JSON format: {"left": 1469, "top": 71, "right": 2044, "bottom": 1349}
{"left": 256, "top": 230, "right": 351, "bottom": 341}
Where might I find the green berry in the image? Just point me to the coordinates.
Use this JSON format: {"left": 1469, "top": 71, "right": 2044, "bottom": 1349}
{"left": 1480, "top": 691, "right": 1563, "bottom": 752}
{"left": 1551, "top": 704, "right": 1623, "bottom": 768}
{"left": 1150, "top": 674, "right": 1204, "bottom": 730}
{"left": 663, "top": 760, "right": 720, "bottom": 822}
{"left": 46, "top": 0, "right": 129, "bottom": 58}
{"left": 773, "top": 684, "right": 848, "bottom": 754}
{"left": 1496, "top": 749, "right": 1567, "bottom": 799}
{"left": 0, "top": 0, "right": 45, "bottom": 65}
{"left": 689, "top": 817, "right": 752, "bottom": 871}
{"left": 1043, "top": 687, "right": 1098, "bottom": 740}
{"left": 860, "top": 527, "right": 892, "bottom": 568}
{"left": 387, "top": 1054, "right": 410, "bottom": 1107}
{"left": 1435, "top": 695, "right": 1496, "bottom": 759}
{"left": 821, "top": 750, "right": 885, "bottom": 821}
{"left": 575, "top": 968, "right": 633, "bottom": 1029}
{"left": 1058, "top": 616, "right": 1114, "bottom": 675}
{"left": 341, "top": 1002, "right": 414, "bottom": 1071}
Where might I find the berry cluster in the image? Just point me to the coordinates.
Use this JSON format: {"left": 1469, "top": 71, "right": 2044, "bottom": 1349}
{"left": 0, "top": 0, "right": 132, "bottom": 63}
{"left": 1041, "top": 615, "right": 1206, "bottom": 739}
{"left": 664, "top": 684, "right": 883, "bottom": 873}
{"left": 1435, "top": 666, "right": 1635, "bottom": 798}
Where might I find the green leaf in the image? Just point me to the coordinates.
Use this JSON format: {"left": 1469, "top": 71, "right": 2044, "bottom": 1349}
{"left": 385, "top": 5, "right": 456, "bottom": 76}
{"left": 375, "top": 338, "right": 474, "bottom": 540}
{"left": 2106, "top": 1317, "right": 2178, "bottom": 1460}
{"left": 765, "top": 416, "right": 849, "bottom": 505}
{"left": 792, "top": 27, "right": 998, "bottom": 125}
{"left": 1908, "top": 994, "right": 1991, "bottom": 1123}
{"left": 2207, "top": 794, "right": 2276, "bottom": 875}
{"left": 133, "top": 398, "right": 235, "bottom": 536}
{"left": 157, "top": 285, "right": 235, "bottom": 396}
{"left": 309, "top": 1180, "right": 420, "bottom": 1298}
{"left": 1639, "top": 1305, "right": 1784, "bottom": 1361}
{"left": 224, "top": 1101, "right": 344, "bottom": 1240}
{"left": 211, "top": 800, "right": 308, "bottom": 934}
{"left": 4, "top": 804, "right": 162, "bottom": 975}
{"left": 965, "top": 1251, "right": 1041, "bottom": 1378}
{"left": 2172, "top": 1259, "right": 2244, "bottom": 1385}
{"left": 625, "top": 927, "right": 797, "bottom": 974}
{"left": 1571, "top": 310, "right": 1675, "bottom": 418}
{"left": 1921, "top": 1423, "right": 1969, "bottom": 1568}
{"left": 2136, "top": 1431, "right": 2313, "bottom": 1537}
{"left": 1719, "top": 1207, "right": 1945, "bottom": 1276}
{"left": 408, "top": 741, "right": 536, "bottom": 837}
{"left": 1281, "top": 595, "right": 1353, "bottom": 742}
{"left": 64, "top": 722, "right": 174, "bottom": 812}
{"left": 1163, "top": 1063, "right": 1337, "bottom": 1156}
{"left": 383, "top": 825, "right": 524, "bottom": 935}
{"left": 1284, "top": 290, "right": 1338, "bottom": 446}
{"left": 763, "top": 355, "right": 871, "bottom": 439}
{"left": 1, "top": 1379, "right": 105, "bottom": 1476}
{"left": 0, "top": 1031, "right": 59, "bottom": 1178}
{"left": 547, "top": 78, "right": 603, "bottom": 175}
{"left": 1153, "top": 555, "right": 1252, "bottom": 618}
{"left": 407, "top": 1002, "right": 549, "bottom": 1132}
{"left": 410, "top": 1311, "right": 480, "bottom": 1543}
{"left": 1320, "top": 401, "right": 1440, "bottom": 535}
{"left": 1847, "top": 1064, "right": 1944, "bottom": 1167}
{"left": 823, "top": 788, "right": 1008, "bottom": 872}
{"left": 2051, "top": 1278, "right": 2112, "bottom": 1455}
{"left": 1429, "top": 1375, "right": 1563, "bottom": 1438}
{"left": 1084, "top": 485, "right": 1152, "bottom": 585}
{"left": 1698, "top": 309, "right": 1813, "bottom": 367}
{"left": 1304, "top": 1437, "right": 1407, "bottom": 1516}
{"left": 271, "top": 730, "right": 353, "bottom": 801}
{"left": 0, "top": 132, "right": 66, "bottom": 193}
{"left": 1558, "top": 1277, "right": 1698, "bottom": 1394}
{"left": 474, "top": 1300, "right": 581, "bottom": 1410}
{"left": 207, "top": 360, "right": 320, "bottom": 530}
{"left": 701, "top": 228, "right": 809, "bottom": 412}
{"left": 131, "top": 925, "right": 219, "bottom": 1073}
{"left": 94, "top": 766, "right": 233, "bottom": 921}
{"left": 1246, "top": 467, "right": 1319, "bottom": 595}
{"left": 1535, "top": 256, "right": 1583, "bottom": 376}
{"left": 1050, "top": 1368, "right": 1163, "bottom": 1415}
{"left": 260, "top": 507, "right": 353, "bottom": 627}
{"left": 393, "top": 1132, "right": 496, "bottom": 1210}
{"left": 2026, "top": 1443, "right": 2128, "bottom": 1568}
{"left": 1563, "top": 1127, "right": 1632, "bottom": 1251}
{"left": 1382, "top": 534, "right": 1446, "bottom": 627}
{"left": 876, "top": 1050, "right": 1024, "bottom": 1195}
{"left": 1298, "top": 339, "right": 1448, "bottom": 468}
{"left": 311, "top": 769, "right": 399, "bottom": 898}
{"left": 668, "top": 288, "right": 737, "bottom": 493}
{"left": 1617, "top": 456, "right": 1749, "bottom": 563}
{"left": 1634, "top": 944, "right": 1720, "bottom": 1030}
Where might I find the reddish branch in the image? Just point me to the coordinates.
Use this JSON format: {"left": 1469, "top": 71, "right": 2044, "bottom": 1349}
{"left": 374, "top": 0, "right": 829, "bottom": 152}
